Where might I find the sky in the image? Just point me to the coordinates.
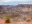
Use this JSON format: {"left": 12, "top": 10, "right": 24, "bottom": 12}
{"left": 0, "top": 0, "right": 32, "bottom": 5}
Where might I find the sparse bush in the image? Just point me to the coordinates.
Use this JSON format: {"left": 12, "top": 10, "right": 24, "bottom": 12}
{"left": 4, "top": 16, "right": 10, "bottom": 23}
{"left": 5, "top": 18, "right": 10, "bottom": 23}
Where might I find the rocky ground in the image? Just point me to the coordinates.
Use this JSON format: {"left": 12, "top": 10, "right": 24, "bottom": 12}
{"left": 0, "top": 16, "right": 32, "bottom": 24}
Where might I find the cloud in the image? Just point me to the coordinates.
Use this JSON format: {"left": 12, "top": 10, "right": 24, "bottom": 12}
{"left": 0, "top": 0, "right": 32, "bottom": 5}
{"left": 0, "top": 0, "right": 11, "bottom": 2}
{"left": 0, "top": 0, "right": 31, "bottom": 2}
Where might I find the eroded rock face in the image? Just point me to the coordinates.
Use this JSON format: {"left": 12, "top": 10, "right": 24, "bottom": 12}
{"left": 0, "top": 4, "right": 32, "bottom": 24}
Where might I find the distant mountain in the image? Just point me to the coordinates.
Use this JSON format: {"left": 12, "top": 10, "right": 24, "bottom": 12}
{"left": 0, "top": 4, "right": 32, "bottom": 17}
